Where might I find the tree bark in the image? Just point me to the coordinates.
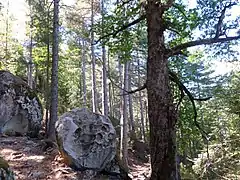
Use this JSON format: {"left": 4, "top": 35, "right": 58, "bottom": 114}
{"left": 91, "top": 0, "right": 98, "bottom": 113}
{"left": 101, "top": 0, "right": 108, "bottom": 116}
{"left": 47, "top": 0, "right": 59, "bottom": 141}
{"left": 45, "top": 4, "right": 51, "bottom": 136}
{"left": 146, "top": 1, "right": 177, "bottom": 179}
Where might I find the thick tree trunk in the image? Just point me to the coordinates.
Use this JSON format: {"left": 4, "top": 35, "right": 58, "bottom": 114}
{"left": 47, "top": 0, "right": 59, "bottom": 141}
{"left": 146, "top": 2, "right": 177, "bottom": 179}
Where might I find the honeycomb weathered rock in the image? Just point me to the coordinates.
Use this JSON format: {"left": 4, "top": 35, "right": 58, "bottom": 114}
{"left": 55, "top": 108, "right": 117, "bottom": 173}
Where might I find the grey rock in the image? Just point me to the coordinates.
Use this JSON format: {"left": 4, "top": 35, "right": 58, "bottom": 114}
{"left": 0, "top": 70, "right": 42, "bottom": 137}
{"left": 56, "top": 108, "right": 117, "bottom": 172}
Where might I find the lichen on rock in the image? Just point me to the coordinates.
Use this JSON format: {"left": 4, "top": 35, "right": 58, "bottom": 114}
{"left": 0, "top": 70, "right": 42, "bottom": 137}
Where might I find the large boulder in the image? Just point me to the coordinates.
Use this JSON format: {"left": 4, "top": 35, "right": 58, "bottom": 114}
{"left": 56, "top": 108, "right": 118, "bottom": 174}
{"left": 0, "top": 70, "right": 42, "bottom": 137}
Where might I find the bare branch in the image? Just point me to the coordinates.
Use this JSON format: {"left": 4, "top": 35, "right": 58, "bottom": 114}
{"left": 168, "top": 35, "right": 240, "bottom": 57}
{"left": 176, "top": 88, "right": 185, "bottom": 112}
{"left": 95, "top": 15, "right": 146, "bottom": 44}
{"left": 169, "top": 70, "right": 209, "bottom": 139}
{"left": 194, "top": 97, "right": 212, "bottom": 101}
{"left": 215, "top": 2, "right": 237, "bottom": 39}
{"left": 121, "top": 83, "right": 147, "bottom": 96}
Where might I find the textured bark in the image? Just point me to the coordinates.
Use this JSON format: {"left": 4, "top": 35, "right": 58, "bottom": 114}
{"left": 146, "top": 1, "right": 177, "bottom": 179}
{"left": 91, "top": 0, "right": 98, "bottom": 113}
{"left": 47, "top": 0, "right": 59, "bottom": 141}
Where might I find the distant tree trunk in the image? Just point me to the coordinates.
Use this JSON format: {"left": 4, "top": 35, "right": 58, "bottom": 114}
{"left": 138, "top": 58, "right": 145, "bottom": 142}
{"left": 91, "top": 0, "right": 98, "bottom": 113}
{"left": 47, "top": 0, "right": 59, "bottom": 141}
{"left": 144, "top": 100, "right": 149, "bottom": 135}
{"left": 120, "top": 61, "right": 129, "bottom": 170}
{"left": 81, "top": 37, "right": 87, "bottom": 107}
{"left": 4, "top": 0, "right": 9, "bottom": 63}
{"left": 45, "top": 6, "right": 51, "bottom": 135}
{"left": 101, "top": 0, "right": 108, "bottom": 116}
{"left": 128, "top": 62, "right": 136, "bottom": 139}
{"left": 146, "top": 1, "right": 177, "bottom": 179}
{"left": 108, "top": 52, "right": 114, "bottom": 117}
{"left": 28, "top": 11, "right": 33, "bottom": 89}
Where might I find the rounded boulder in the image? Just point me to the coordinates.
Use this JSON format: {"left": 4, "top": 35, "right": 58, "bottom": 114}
{"left": 56, "top": 108, "right": 117, "bottom": 172}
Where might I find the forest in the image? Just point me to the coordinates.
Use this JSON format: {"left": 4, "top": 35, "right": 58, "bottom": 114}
{"left": 0, "top": 0, "right": 240, "bottom": 179}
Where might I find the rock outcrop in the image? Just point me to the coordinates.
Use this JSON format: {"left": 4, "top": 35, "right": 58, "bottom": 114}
{"left": 0, "top": 70, "right": 42, "bottom": 137}
{"left": 56, "top": 108, "right": 121, "bottom": 177}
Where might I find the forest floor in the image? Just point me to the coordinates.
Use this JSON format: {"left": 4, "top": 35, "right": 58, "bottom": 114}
{"left": 0, "top": 136, "right": 151, "bottom": 180}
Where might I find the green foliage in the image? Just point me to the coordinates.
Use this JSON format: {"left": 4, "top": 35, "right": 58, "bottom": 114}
{"left": 192, "top": 134, "right": 240, "bottom": 179}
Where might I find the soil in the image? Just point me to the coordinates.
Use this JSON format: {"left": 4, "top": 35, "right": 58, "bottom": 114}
{"left": 0, "top": 136, "right": 151, "bottom": 180}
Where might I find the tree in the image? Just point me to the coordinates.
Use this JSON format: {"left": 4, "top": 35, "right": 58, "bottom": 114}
{"left": 120, "top": 61, "right": 129, "bottom": 170}
{"left": 101, "top": 0, "right": 108, "bottom": 116}
{"left": 91, "top": 0, "right": 98, "bottom": 113}
{"left": 47, "top": 0, "right": 59, "bottom": 141}
{"left": 145, "top": 1, "right": 240, "bottom": 179}
{"left": 96, "top": 0, "right": 240, "bottom": 179}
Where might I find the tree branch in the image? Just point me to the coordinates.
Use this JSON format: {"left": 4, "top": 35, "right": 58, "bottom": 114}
{"left": 95, "top": 15, "right": 146, "bottom": 44}
{"left": 168, "top": 35, "right": 240, "bottom": 57}
{"left": 214, "top": 2, "right": 237, "bottom": 39}
{"left": 121, "top": 83, "right": 147, "bottom": 96}
{"left": 169, "top": 70, "right": 210, "bottom": 139}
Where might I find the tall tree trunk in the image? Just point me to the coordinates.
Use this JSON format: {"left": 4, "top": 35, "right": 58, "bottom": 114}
{"left": 4, "top": 0, "right": 9, "bottom": 63}
{"left": 101, "top": 0, "right": 108, "bottom": 116}
{"left": 144, "top": 100, "right": 149, "bottom": 135}
{"left": 47, "top": 0, "right": 59, "bottom": 141}
{"left": 45, "top": 5, "right": 51, "bottom": 135}
{"left": 138, "top": 58, "right": 145, "bottom": 142}
{"left": 146, "top": 1, "right": 177, "bottom": 179}
{"left": 120, "top": 61, "right": 129, "bottom": 170}
{"left": 91, "top": 0, "right": 98, "bottom": 113}
{"left": 107, "top": 52, "right": 114, "bottom": 117}
{"left": 28, "top": 9, "right": 33, "bottom": 89}
{"left": 128, "top": 62, "right": 136, "bottom": 139}
{"left": 81, "top": 36, "right": 87, "bottom": 107}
